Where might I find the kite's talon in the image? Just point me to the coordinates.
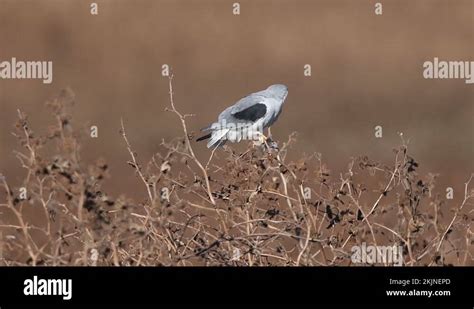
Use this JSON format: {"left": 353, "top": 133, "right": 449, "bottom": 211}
{"left": 252, "top": 132, "right": 268, "bottom": 147}
{"left": 268, "top": 140, "right": 279, "bottom": 150}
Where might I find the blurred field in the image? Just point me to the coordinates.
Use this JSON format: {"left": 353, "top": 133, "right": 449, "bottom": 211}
{"left": 0, "top": 0, "right": 472, "bottom": 266}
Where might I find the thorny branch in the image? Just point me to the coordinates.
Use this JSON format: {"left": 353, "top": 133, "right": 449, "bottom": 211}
{"left": 0, "top": 85, "right": 471, "bottom": 266}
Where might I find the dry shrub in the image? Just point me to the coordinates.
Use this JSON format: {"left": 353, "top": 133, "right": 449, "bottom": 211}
{"left": 0, "top": 78, "right": 472, "bottom": 266}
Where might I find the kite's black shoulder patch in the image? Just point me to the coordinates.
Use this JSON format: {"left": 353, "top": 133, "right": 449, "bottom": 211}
{"left": 233, "top": 103, "right": 267, "bottom": 122}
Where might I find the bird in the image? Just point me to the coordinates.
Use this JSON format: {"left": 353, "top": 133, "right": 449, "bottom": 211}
{"left": 196, "top": 84, "right": 288, "bottom": 148}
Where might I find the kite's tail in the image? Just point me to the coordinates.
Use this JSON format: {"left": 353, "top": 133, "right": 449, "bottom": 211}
{"left": 206, "top": 129, "right": 229, "bottom": 148}
{"left": 196, "top": 133, "right": 211, "bottom": 142}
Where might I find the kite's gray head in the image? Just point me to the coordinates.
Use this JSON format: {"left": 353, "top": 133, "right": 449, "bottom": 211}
{"left": 267, "top": 84, "right": 288, "bottom": 101}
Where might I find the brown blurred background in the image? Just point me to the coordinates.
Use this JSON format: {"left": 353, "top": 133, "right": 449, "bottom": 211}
{"left": 0, "top": 0, "right": 472, "bottom": 200}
